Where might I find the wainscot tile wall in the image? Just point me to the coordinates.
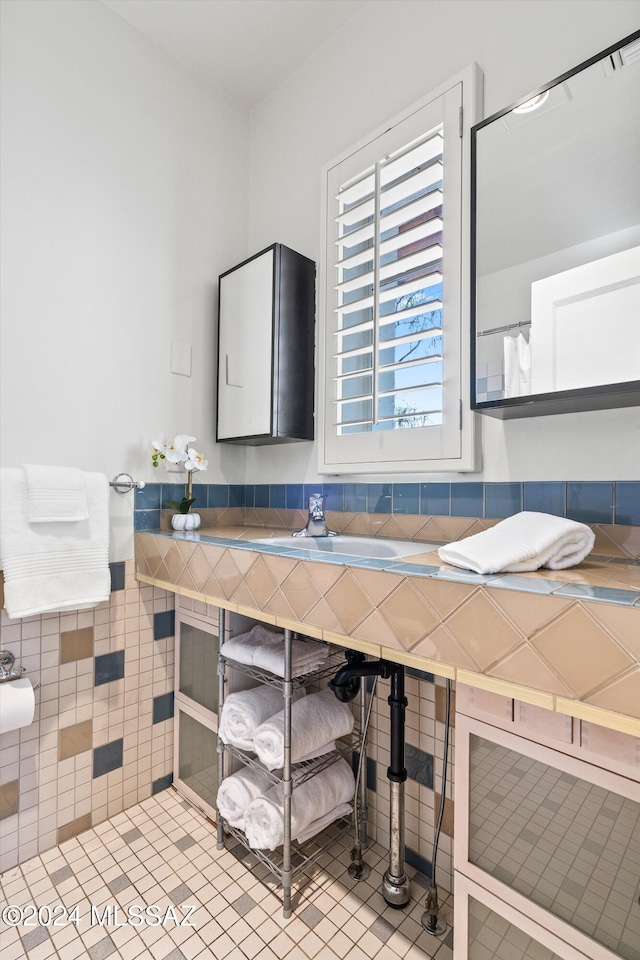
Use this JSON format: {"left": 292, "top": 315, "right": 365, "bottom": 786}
{"left": 134, "top": 481, "right": 640, "bottom": 531}
{"left": 0, "top": 562, "right": 175, "bottom": 873}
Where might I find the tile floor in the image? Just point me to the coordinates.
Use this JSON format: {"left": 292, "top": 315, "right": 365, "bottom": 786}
{"left": 0, "top": 789, "right": 454, "bottom": 960}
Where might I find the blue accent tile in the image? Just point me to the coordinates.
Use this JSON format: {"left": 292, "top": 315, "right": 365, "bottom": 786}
{"left": 153, "top": 692, "right": 175, "bottom": 724}
{"left": 393, "top": 483, "right": 419, "bottom": 515}
{"left": 269, "top": 485, "right": 286, "bottom": 509}
{"left": 489, "top": 575, "right": 566, "bottom": 595}
{"left": 367, "top": 484, "right": 392, "bottom": 514}
{"left": 229, "top": 485, "right": 245, "bottom": 508}
{"left": 615, "top": 482, "right": 640, "bottom": 526}
{"left": 152, "top": 773, "right": 173, "bottom": 795}
{"left": 93, "top": 739, "right": 123, "bottom": 778}
{"left": 405, "top": 846, "right": 432, "bottom": 880}
{"left": 190, "top": 483, "right": 208, "bottom": 510}
{"left": 406, "top": 667, "right": 435, "bottom": 683}
{"left": 323, "top": 483, "right": 344, "bottom": 512}
{"left": 154, "top": 610, "right": 175, "bottom": 641}
{"left": 210, "top": 484, "right": 229, "bottom": 508}
{"left": 286, "top": 484, "right": 303, "bottom": 510}
{"left": 134, "top": 510, "right": 161, "bottom": 532}
{"left": 405, "top": 743, "right": 433, "bottom": 788}
{"left": 162, "top": 483, "right": 187, "bottom": 508}
{"left": 552, "top": 584, "right": 640, "bottom": 606}
{"left": 420, "top": 483, "right": 450, "bottom": 516}
{"left": 352, "top": 752, "right": 377, "bottom": 792}
{"left": 485, "top": 483, "right": 522, "bottom": 519}
{"left": 567, "top": 482, "right": 613, "bottom": 524}
{"left": 386, "top": 562, "right": 440, "bottom": 577}
{"left": 254, "top": 485, "right": 269, "bottom": 508}
{"left": 94, "top": 650, "right": 125, "bottom": 686}
{"left": 136, "top": 483, "right": 161, "bottom": 510}
{"left": 109, "top": 562, "right": 125, "bottom": 592}
{"left": 245, "top": 484, "right": 255, "bottom": 507}
{"left": 451, "top": 482, "right": 484, "bottom": 518}
{"left": 523, "top": 482, "right": 565, "bottom": 517}
{"left": 344, "top": 484, "right": 367, "bottom": 512}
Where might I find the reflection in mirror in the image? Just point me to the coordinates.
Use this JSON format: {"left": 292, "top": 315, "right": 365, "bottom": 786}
{"left": 472, "top": 31, "right": 640, "bottom": 416}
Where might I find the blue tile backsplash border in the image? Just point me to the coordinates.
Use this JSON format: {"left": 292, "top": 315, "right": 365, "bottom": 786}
{"left": 134, "top": 481, "right": 639, "bottom": 530}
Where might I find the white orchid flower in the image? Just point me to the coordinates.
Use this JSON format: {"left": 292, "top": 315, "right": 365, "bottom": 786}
{"left": 151, "top": 440, "right": 166, "bottom": 454}
{"left": 185, "top": 448, "right": 208, "bottom": 472}
{"left": 165, "top": 434, "right": 195, "bottom": 464}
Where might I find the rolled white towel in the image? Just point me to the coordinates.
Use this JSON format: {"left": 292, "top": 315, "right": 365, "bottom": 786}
{"left": 253, "top": 689, "right": 354, "bottom": 770}
{"left": 437, "top": 511, "right": 595, "bottom": 575}
{"left": 244, "top": 758, "right": 355, "bottom": 850}
{"left": 218, "top": 685, "right": 306, "bottom": 751}
{"left": 296, "top": 803, "right": 354, "bottom": 845}
{"left": 216, "top": 767, "right": 274, "bottom": 830}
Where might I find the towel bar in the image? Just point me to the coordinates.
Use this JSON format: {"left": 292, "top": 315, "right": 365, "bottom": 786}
{"left": 109, "top": 474, "right": 146, "bottom": 494}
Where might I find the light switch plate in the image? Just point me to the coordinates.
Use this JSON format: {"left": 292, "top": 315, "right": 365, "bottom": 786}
{"left": 171, "top": 340, "right": 192, "bottom": 377}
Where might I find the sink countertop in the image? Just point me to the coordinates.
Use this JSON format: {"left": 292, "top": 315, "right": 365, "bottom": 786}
{"left": 135, "top": 525, "right": 640, "bottom": 735}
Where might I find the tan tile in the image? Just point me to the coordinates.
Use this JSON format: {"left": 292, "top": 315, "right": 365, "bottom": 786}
{"left": 243, "top": 557, "right": 279, "bottom": 608}
{"left": 60, "top": 627, "right": 94, "bottom": 663}
{"left": 378, "top": 580, "right": 439, "bottom": 650}
{"left": 0, "top": 779, "right": 19, "bottom": 819}
{"left": 228, "top": 547, "right": 258, "bottom": 577}
{"left": 304, "top": 598, "right": 346, "bottom": 634}
{"left": 350, "top": 568, "right": 402, "bottom": 607}
{"left": 591, "top": 525, "right": 631, "bottom": 558}
{"left": 434, "top": 794, "right": 454, "bottom": 838}
{"left": 445, "top": 593, "right": 522, "bottom": 671}
{"left": 325, "top": 571, "right": 375, "bottom": 633}
{"left": 57, "top": 814, "right": 92, "bottom": 844}
{"left": 488, "top": 644, "right": 572, "bottom": 697}
{"left": 531, "top": 605, "right": 634, "bottom": 698}
{"left": 379, "top": 514, "right": 425, "bottom": 540}
{"left": 301, "top": 559, "right": 345, "bottom": 596}
{"left": 230, "top": 581, "right": 260, "bottom": 611}
{"left": 412, "top": 579, "right": 476, "bottom": 620}
{"left": 262, "top": 588, "right": 298, "bottom": 621}
{"left": 587, "top": 603, "right": 640, "bottom": 661}
{"left": 280, "top": 565, "right": 322, "bottom": 620}
{"left": 419, "top": 516, "right": 475, "bottom": 543}
{"left": 435, "top": 685, "right": 456, "bottom": 726}
{"left": 59, "top": 720, "right": 93, "bottom": 760}
{"left": 586, "top": 667, "right": 640, "bottom": 719}
{"left": 263, "top": 554, "right": 299, "bottom": 586}
{"left": 213, "top": 552, "right": 243, "bottom": 598}
{"left": 342, "top": 513, "right": 389, "bottom": 536}
{"left": 605, "top": 525, "right": 640, "bottom": 560}
{"left": 352, "top": 610, "right": 401, "bottom": 649}
{"left": 202, "top": 572, "right": 225, "bottom": 603}
{"left": 411, "top": 624, "right": 479, "bottom": 670}
{"left": 490, "top": 591, "right": 572, "bottom": 638}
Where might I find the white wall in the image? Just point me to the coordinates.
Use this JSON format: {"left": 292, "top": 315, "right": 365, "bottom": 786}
{"left": 246, "top": 0, "right": 640, "bottom": 483}
{"left": 0, "top": 0, "right": 250, "bottom": 559}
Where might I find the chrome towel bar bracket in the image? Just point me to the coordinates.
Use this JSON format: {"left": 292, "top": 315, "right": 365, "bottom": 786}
{"left": 109, "top": 474, "right": 146, "bottom": 494}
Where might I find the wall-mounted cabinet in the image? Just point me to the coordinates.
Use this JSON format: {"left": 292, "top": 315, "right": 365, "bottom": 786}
{"left": 216, "top": 243, "right": 315, "bottom": 444}
{"left": 471, "top": 31, "right": 640, "bottom": 419}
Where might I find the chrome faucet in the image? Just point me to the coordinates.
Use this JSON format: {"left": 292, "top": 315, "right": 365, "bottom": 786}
{"left": 292, "top": 494, "right": 337, "bottom": 538}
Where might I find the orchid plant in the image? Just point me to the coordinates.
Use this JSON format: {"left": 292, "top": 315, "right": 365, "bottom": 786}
{"left": 151, "top": 434, "right": 208, "bottom": 513}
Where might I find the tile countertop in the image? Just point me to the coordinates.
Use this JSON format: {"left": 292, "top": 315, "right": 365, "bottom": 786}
{"left": 135, "top": 526, "right": 640, "bottom": 737}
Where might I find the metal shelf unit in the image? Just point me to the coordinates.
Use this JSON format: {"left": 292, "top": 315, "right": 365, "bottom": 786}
{"left": 215, "top": 617, "right": 360, "bottom": 918}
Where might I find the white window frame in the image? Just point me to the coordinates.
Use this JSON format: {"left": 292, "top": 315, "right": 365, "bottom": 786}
{"left": 318, "top": 64, "right": 482, "bottom": 475}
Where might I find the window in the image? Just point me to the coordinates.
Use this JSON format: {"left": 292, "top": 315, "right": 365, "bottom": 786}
{"left": 318, "top": 66, "right": 481, "bottom": 474}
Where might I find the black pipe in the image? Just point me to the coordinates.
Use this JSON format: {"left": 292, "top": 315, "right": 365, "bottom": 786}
{"left": 387, "top": 665, "right": 407, "bottom": 785}
{"left": 329, "top": 655, "right": 395, "bottom": 702}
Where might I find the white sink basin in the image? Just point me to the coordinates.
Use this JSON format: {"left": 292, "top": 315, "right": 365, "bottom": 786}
{"left": 256, "top": 535, "right": 441, "bottom": 559}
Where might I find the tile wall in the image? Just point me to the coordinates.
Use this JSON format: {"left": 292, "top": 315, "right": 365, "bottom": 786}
{"left": 0, "top": 563, "right": 175, "bottom": 873}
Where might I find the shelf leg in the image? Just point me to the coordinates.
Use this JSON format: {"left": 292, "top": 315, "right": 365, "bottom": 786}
{"left": 359, "top": 679, "right": 368, "bottom": 848}
{"left": 282, "top": 628, "right": 293, "bottom": 918}
{"left": 216, "top": 608, "right": 226, "bottom": 850}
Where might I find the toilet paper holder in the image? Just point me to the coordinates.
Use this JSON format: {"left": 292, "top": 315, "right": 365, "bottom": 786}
{"left": 0, "top": 650, "right": 27, "bottom": 683}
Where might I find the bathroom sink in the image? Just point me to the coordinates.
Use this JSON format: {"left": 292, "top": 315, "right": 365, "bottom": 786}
{"left": 256, "top": 535, "right": 441, "bottom": 559}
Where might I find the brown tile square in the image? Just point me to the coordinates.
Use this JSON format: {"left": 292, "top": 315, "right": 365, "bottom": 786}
{"left": 435, "top": 685, "right": 456, "bottom": 726}
{"left": 60, "top": 627, "right": 94, "bottom": 663}
{"left": 57, "top": 813, "right": 92, "bottom": 844}
{"left": 434, "top": 794, "right": 454, "bottom": 838}
{"left": 58, "top": 720, "right": 93, "bottom": 761}
{"left": 0, "top": 780, "right": 19, "bottom": 820}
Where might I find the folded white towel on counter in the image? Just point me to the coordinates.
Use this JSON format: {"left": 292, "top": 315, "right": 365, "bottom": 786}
{"left": 244, "top": 758, "right": 355, "bottom": 850}
{"left": 216, "top": 766, "right": 275, "bottom": 830}
{"left": 0, "top": 468, "right": 110, "bottom": 619}
{"left": 437, "top": 511, "right": 595, "bottom": 575}
{"left": 23, "top": 464, "right": 89, "bottom": 523}
{"left": 253, "top": 689, "right": 354, "bottom": 770}
{"left": 218, "top": 685, "right": 306, "bottom": 751}
{"left": 220, "top": 624, "right": 329, "bottom": 678}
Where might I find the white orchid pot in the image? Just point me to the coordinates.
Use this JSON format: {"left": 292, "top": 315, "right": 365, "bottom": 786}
{"left": 171, "top": 513, "right": 201, "bottom": 531}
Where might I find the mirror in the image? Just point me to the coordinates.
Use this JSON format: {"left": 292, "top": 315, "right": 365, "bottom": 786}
{"left": 471, "top": 31, "right": 640, "bottom": 418}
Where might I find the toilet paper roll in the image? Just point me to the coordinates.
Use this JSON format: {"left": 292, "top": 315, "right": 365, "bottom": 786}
{"left": 0, "top": 677, "right": 35, "bottom": 735}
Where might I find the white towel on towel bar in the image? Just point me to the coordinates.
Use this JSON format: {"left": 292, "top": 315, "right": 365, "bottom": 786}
{"left": 243, "top": 758, "right": 355, "bottom": 850}
{"left": 437, "top": 511, "right": 595, "bottom": 575}
{"left": 0, "top": 468, "right": 110, "bottom": 618}
{"left": 23, "top": 464, "right": 89, "bottom": 522}
{"left": 216, "top": 767, "right": 274, "bottom": 830}
{"left": 253, "top": 689, "right": 354, "bottom": 770}
{"left": 218, "top": 685, "right": 306, "bottom": 751}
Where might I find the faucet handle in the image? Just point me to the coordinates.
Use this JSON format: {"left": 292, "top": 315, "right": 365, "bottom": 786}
{"left": 308, "top": 493, "right": 325, "bottom": 518}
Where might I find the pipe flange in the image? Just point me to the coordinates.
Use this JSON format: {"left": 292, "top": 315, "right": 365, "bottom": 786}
{"left": 382, "top": 868, "right": 411, "bottom": 908}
